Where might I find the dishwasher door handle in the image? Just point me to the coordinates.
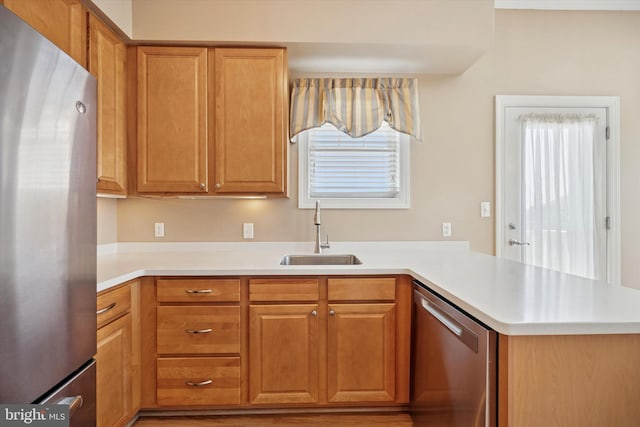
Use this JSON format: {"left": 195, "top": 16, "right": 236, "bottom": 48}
{"left": 421, "top": 297, "right": 463, "bottom": 337}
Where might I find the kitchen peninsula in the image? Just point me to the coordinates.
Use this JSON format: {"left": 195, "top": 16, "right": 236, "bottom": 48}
{"left": 97, "top": 241, "right": 640, "bottom": 427}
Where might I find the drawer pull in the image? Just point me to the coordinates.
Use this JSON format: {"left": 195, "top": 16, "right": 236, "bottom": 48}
{"left": 185, "top": 289, "right": 212, "bottom": 294}
{"left": 96, "top": 302, "right": 116, "bottom": 315}
{"left": 185, "top": 328, "right": 213, "bottom": 334}
{"left": 185, "top": 379, "right": 213, "bottom": 387}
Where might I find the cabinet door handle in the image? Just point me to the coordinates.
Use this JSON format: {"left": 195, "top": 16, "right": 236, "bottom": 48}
{"left": 185, "top": 289, "right": 212, "bottom": 294}
{"left": 185, "top": 328, "right": 213, "bottom": 334}
{"left": 96, "top": 302, "right": 116, "bottom": 315}
{"left": 215, "top": 183, "right": 221, "bottom": 189}
{"left": 311, "top": 310, "right": 317, "bottom": 317}
{"left": 329, "top": 309, "right": 336, "bottom": 316}
{"left": 185, "top": 379, "right": 213, "bottom": 387}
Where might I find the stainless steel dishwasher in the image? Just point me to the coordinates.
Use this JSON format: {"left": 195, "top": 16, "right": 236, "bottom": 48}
{"left": 411, "top": 281, "right": 497, "bottom": 427}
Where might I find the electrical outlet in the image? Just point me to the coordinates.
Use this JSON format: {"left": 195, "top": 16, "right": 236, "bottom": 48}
{"left": 154, "top": 222, "right": 165, "bottom": 238}
{"left": 243, "top": 223, "right": 254, "bottom": 239}
{"left": 481, "top": 201, "right": 491, "bottom": 218}
{"left": 442, "top": 222, "right": 452, "bottom": 237}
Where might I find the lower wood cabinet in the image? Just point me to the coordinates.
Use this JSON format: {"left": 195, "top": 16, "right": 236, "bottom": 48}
{"left": 139, "top": 275, "right": 411, "bottom": 410}
{"left": 156, "top": 357, "right": 240, "bottom": 406}
{"left": 327, "top": 303, "right": 396, "bottom": 402}
{"left": 249, "top": 304, "right": 319, "bottom": 404}
{"left": 96, "top": 284, "right": 134, "bottom": 427}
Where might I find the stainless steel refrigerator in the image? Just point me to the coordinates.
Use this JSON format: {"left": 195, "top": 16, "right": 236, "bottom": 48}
{"left": 0, "top": 5, "right": 97, "bottom": 425}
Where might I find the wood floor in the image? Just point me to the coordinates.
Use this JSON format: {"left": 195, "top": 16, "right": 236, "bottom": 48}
{"left": 133, "top": 413, "right": 414, "bottom": 426}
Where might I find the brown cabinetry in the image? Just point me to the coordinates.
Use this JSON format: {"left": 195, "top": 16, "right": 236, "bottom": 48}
{"left": 1, "top": 0, "right": 86, "bottom": 66}
{"left": 134, "top": 47, "right": 287, "bottom": 196}
{"left": 248, "top": 277, "right": 406, "bottom": 406}
{"left": 136, "top": 47, "right": 208, "bottom": 193}
{"left": 89, "top": 14, "right": 127, "bottom": 195}
{"left": 327, "top": 278, "right": 397, "bottom": 403}
{"left": 96, "top": 283, "right": 135, "bottom": 427}
{"left": 154, "top": 278, "right": 241, "bottom": 407}
{"left": 249, "top": 303, "right": 320, "bottom": 404}
{"left": 213, "top": 48, "right": 287, "bottom": 194}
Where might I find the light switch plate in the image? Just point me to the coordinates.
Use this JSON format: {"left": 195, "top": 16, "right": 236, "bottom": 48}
{"left": 442, "top": 222, "right": 452, "bottom": 237}
{"left": 154, "top": 222, "right": 165, "bottom": 238}
{"left": 481, "top": 201, "right": 491, "bottom": 218}
{"left": 243, "top": 223, "right": 254, "bottom": 239}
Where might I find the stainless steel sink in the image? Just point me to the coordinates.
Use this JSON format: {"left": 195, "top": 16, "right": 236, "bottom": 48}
{"left": 280, "top": 254, "right": 362, "bottom": 266}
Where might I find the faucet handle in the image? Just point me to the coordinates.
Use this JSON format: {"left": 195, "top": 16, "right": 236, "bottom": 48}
{"left": 321, "top": 234, "right": 330, "bottom": 249}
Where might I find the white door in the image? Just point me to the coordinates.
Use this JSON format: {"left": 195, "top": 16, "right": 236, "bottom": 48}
{"left": 500, "top": 104, "right": 608, "bottom": 281}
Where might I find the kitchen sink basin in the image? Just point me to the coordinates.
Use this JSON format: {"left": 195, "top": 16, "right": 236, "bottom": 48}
{"left": 280, "top": 254, "right": 362, "bottom": 266}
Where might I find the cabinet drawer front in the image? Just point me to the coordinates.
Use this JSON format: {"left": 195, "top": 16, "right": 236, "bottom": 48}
{"left": 249, "top": 278, "right": 319, "bottom": 302}
{"left": 157, "top": 357, "right": 240, "bottom": 406}
{"left": 157, "top": 279, "right": 240, "bottom": 303}
{"left": 328, "top": 278, "right": 396, "bottom": 301}
{"left": 97, "top": 284, "right": 131, "bottom": 328}
{"left": 157, "top": 306, "right": 240, "bottom": 354}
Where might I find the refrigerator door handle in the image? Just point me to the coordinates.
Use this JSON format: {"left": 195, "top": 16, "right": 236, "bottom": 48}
{"left": 56, "top": 395, "right": 84, "bottom": 419}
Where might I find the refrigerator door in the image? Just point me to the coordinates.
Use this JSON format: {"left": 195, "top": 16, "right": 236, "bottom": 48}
{"left": 40, "top": 361, "right": 97, "bottom": 427}
{"left": 0, "top": 6, "right": 97, "bottom": 403}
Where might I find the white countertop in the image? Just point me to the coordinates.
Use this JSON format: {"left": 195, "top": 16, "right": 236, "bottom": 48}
{"left": 97, "top": 241, "right": 640, "bottom": 336}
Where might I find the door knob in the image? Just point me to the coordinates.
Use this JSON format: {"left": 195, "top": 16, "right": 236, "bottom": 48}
{"left": 509, "top": 239, "right": 530, "bottom": 246}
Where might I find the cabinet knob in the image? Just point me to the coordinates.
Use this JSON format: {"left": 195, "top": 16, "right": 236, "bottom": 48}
{"left": 215, "top": 183, "right": 221, "bottom": 189}
{"left": 199, "top": 182, "right": 206, "bottom": 189}
{"left": 311, "top": 310, "right": 317, "bottom": 317}
{"left": 329, "top": 309, "right": 336, "bottom": 316}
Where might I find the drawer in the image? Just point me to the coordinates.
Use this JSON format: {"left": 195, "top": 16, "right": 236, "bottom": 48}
{"left": 249, "top": 278, "right": 319, "bottom": 302}
{"left": 157, "top": 357, "right": 240, "bottom": 406}
{"left": 157, "top": 279, "right": 240, "bottom": 303}
{"left": 97, "top": 284, "right": 131, "bottom": 329}
{"left": 328, "top": 277, "right": 396, "bottom": 301}
{"left": 157, "top": 306, "right": 240, "bottom": 354}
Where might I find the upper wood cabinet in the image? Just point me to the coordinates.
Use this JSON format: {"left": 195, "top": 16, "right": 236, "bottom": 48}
{"left": 89, "top": 15, "right": 127, "bottom": 195}
{"left": 213, "top": 48, "right": 288, "bottom": 194}
{"left": 136, "top": 46, "right": 208, "bottom": 193}
{"left": 134, "top": 46, "right": 288, "bottom": 195}
{"left": 2, "top": 0, "right": 86, "bottom": 66}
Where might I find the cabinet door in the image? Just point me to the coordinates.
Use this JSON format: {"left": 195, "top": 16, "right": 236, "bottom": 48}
{"left": 2, "top": 0, "right": 86, "bottom": 66}
{"left": 327, "top": 303, "right": 396, "bottom": 402}
{"left": 89, "top": 15, "right": 127, "bottom": 195}
{"left": 137, "top": 47, "right": 208, "bottom": 193}
{"left": 96, "top": 313, "right": 132, "bottom": 427}
{"left": 213, "top": 48, "right": 287, "bottom": 194}
{"left": 249, "top": 304, "right": 318, "bottom": 404}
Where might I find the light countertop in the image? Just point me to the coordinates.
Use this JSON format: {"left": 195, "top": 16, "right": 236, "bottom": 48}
{"left": 97, "top": 241, "right": 640, "bottom": 336}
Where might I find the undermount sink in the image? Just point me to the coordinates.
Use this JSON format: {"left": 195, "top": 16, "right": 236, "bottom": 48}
{"left": 280, "top": 254, "right": 363, "bottom": 266}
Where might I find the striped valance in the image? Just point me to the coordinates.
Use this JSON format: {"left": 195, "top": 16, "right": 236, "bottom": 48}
{"left": 290, "top": 78, "right": 422, "bottom": 141}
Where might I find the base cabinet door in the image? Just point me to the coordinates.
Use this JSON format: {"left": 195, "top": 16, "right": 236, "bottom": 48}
{"left": 327, "top": 303, "right": 397, "bottom": 402}
{"left": 249, "top": 304, "right": 319, "bottom": 404}
{"left": 96, "top": 313, "right": 132, "bottom": 427}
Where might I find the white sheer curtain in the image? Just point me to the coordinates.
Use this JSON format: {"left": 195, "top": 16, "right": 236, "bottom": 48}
{"left": 521, "top": 114, "right": 605, "bottom": 280}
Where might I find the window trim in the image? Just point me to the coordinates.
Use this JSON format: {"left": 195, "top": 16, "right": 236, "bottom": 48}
{"left": 297, "top": 125, "right": 411, "bottom": 209}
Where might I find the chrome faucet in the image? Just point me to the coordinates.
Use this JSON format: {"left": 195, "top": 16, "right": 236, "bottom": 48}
{"left": 314, "top": 200, "right": 330, "bottom": 254}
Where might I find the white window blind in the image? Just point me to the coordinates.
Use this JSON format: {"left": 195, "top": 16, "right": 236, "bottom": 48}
{"left": 298, "top": 122, "right": 410, "bottom": 209}
{"left": 308, "top": 123, "right": 400, "bottom": 198}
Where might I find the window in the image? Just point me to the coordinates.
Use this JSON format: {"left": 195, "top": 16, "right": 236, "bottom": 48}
{"left": 298, "top": 122, "right": 410, "bottom": 209}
